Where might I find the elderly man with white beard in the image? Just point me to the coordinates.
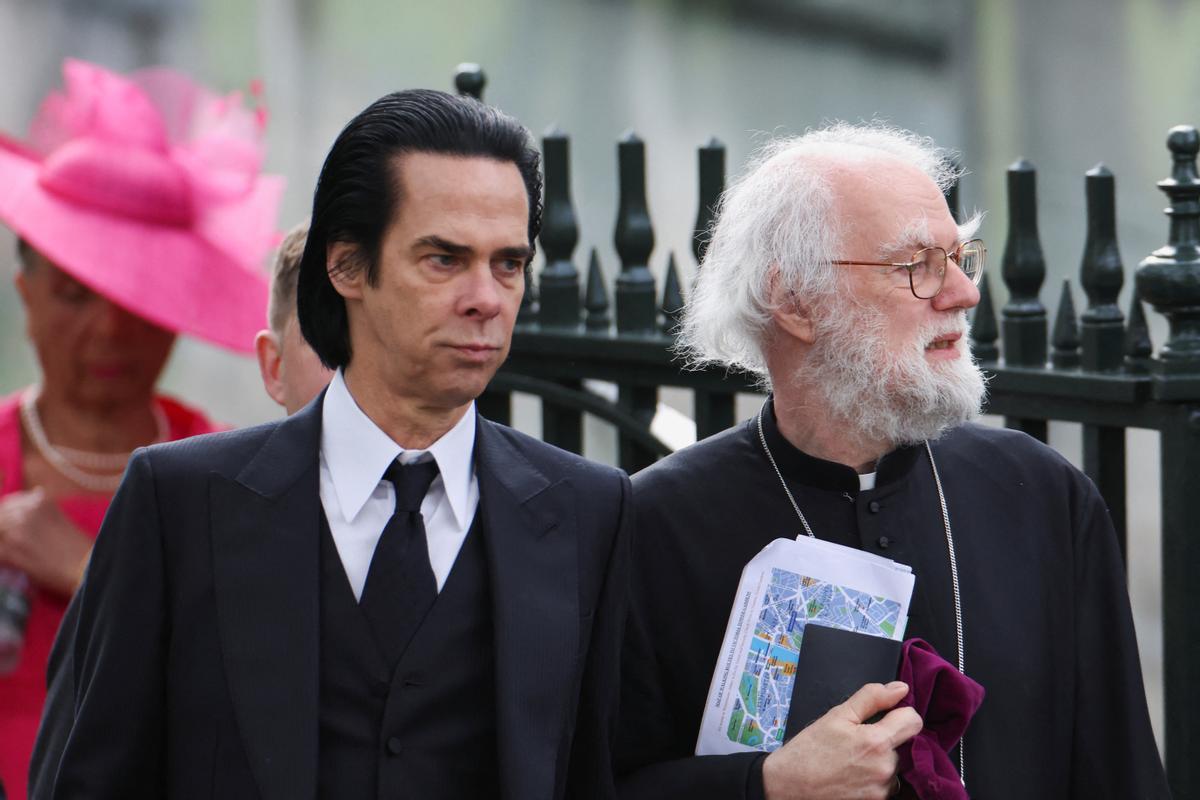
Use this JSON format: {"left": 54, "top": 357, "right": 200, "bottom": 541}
{"left": 615, "top": 124, "right": 1169, "bottom": 800}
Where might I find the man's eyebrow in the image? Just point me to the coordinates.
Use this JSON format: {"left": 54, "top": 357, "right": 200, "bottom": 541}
{"left": 413, "top": 235, "right": 471, "bottom": 255}
{"left": 412, "top": 236, "right": 533, "bottom": 263}
{"left": 957, "top": 210, "right": 984, "bottom": 243}
{"left": 877, "top": 218, "right": 933, "bottom": 260}
{"left": 496, "top": 245, "right": 535, "bottom": 262}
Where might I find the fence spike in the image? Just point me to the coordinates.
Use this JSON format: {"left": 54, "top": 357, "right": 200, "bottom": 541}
{"left": 971, "top": 273, "right": 1000, "bottom": 362}
{"left": 453, "top": 63, "right": 486, "bottom": 100}
{"left": 585, "top": 248, "right": 611, "bottom": 331}
{"left": 517, "top": 275, "right": 537, "bottom": 323}
{"left": 1135, "top": 125, "right": 1200, "bottom": 375}
{"left": 661, "top": 252, "right": 684, "bottom": 334}
{"left": 1051, "top": 279, "right": 1081, "bottom": 368}
{"left": 1000, "top": 158, "right": 1048, "bottom": 366}
{"left": 1124, "top": 288, "right": 1153, "bottom": 370}
{"left": 1079, "top": 164, "right": 1125, "bottom": 371}
{"left": 693, "top": 137, "right": 725, "bottom": 265}
{"left": 538, "top": 126, "right": 581, "bottom": 327}
{"left": 614, "top": 131, "right": 658, "bottom": 334}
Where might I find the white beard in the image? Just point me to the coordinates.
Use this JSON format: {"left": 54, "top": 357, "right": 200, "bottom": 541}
{"left": 801, "top": 300, "right": 987, "bottom": 447}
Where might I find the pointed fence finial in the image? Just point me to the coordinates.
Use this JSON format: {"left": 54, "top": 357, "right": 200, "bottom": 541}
{"left": 614, "top": 131, "right": 657, "bottom": 334}
{"left": 693, "top": 138, "right": 725, "bottom": 265}
{"left": 517, "top": 274, "right": 536, "bottom": 323}
{"left": 1135, "top": 125, "right": 1200, "bottom": 379}
{"left": 538, "top": 126, "right": 581, "bottom": 328}
{"left": 661, "top": 252, "right": 684, "bottom": 334}
{"left": 585, "top": 248, "right": 611, "bottom": 331}
{"left": 971, "top": 273, "right": 1000, "bottom": 362}
{"left": 1051, "top": 280, "right": 1081, "bottom": 369}
{"left": 454, "top": 63, "right": 486, "bottom": 100}
{"left": 1124, "top": 289, "right": 1153, "bottom": 371}
{"left": 1001, "top": 158, "right": 1048, "bottom": 366}
{"left": 1079, "top": 164, "right": 1125, "bottom": 371}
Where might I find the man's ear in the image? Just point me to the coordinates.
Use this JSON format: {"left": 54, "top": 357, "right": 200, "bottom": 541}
{"left": 254, "top": 330, "right": 288, "bottom": 409}
{"left": 769, "top": 277, "right": 817, "bottom": 345}
{"left": 326, "top": 241, "right": 365, "bottom": 300}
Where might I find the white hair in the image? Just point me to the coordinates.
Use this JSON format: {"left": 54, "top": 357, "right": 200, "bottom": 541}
{"left": 677, "top": 121, "right": 965, "bottom": 380}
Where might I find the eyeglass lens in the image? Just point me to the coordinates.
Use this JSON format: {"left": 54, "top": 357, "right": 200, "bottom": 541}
{"left": 911, "top": 241, "right": 985, "bottom": 299}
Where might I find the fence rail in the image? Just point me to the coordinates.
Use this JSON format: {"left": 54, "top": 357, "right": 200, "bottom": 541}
{"left": 456, "top": 65, "right": 1200, "bottom": 796}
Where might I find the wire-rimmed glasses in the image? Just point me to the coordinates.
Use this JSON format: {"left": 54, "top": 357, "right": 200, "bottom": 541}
{"left": 831, "top": 239, "right": 986, "bottom": 299}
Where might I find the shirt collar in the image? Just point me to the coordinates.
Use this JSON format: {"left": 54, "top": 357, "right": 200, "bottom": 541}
{"left": 321, "top": 370, "right": 477, "bottom": 525}
{"left": 417, "top": 398, "right": 476, "bottom": 528}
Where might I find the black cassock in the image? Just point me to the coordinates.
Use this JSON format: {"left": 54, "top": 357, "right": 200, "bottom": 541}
{"left": 616, "top": 402, "right": 1169, "bottom": 800}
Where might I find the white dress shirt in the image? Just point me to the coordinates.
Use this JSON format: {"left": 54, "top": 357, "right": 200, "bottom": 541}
{"left": 319, "top": 370, "right": 479, "bottom": 599}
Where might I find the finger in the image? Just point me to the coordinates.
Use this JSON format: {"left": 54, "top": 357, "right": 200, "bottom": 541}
{"left": 0, "top": 495, "right": 35, "bottom": 521}
{"left": 0, "top": 488, "right": 39, "bottom": 507}
{"left": 875, "top": 706, "right": 923, "bottom": 748}
{"left": 841, "top": 681, "right": 908, "bottom": 724}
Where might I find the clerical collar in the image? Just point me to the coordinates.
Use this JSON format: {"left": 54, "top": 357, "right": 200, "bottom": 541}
{"left": 757, "top": 397, "right": 922, "bottom": 493}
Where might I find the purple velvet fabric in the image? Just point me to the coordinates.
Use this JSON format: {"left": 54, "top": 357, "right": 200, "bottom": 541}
{"left": 896, "top": 638, "right": 985, "bottom": 800}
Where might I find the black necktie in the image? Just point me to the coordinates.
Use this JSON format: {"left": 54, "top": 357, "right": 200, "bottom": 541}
{"left": 359, "top": 458, "right": 440, "bottom": 670}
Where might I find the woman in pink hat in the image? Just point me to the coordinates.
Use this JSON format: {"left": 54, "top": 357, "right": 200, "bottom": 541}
{"left": 0, "top": 59, "right": 282, "bottom": 798}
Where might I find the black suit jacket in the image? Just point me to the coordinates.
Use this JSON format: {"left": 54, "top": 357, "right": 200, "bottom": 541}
{"left": 31, "top": 397, "right": 632, "bottom": 800}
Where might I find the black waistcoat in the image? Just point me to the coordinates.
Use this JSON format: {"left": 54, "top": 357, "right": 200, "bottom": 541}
{"left": 317, "top": 510, "right": 498, "bottom": 800}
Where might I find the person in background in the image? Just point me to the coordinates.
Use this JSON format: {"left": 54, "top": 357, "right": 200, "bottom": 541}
{"left": 0, "top": 59, "right": 282, "bottom": 798}
{"left": 255, "top": 220, "right": 333, "bottom": 414}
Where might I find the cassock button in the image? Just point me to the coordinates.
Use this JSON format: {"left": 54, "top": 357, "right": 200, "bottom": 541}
{"left": 386, "top": 737, "right": 404, "bottom": 756}
{"left": 877, "top": 536, "right": 891, "bottom": 549}
{"left": 868, "top": 500, "right": 881, "bottom": 513}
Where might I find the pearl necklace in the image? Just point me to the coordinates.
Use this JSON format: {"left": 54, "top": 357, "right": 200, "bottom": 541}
{"left": 755, "top": 401, "right": 967, "bottom": 787}
{"left": 19, "top": 388, "right": 169, "bottom": 494}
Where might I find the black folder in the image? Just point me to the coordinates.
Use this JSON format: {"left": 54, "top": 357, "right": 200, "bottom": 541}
{"left": 784, "top": 623, "right": 903, "bottom": 739}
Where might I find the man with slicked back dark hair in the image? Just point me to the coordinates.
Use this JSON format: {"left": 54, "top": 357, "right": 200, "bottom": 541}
{"left": 298, "top": 89, "right": 544, "bottom": 370}
{"left": 34, "top": 89, "right": 632, "bottom": 800}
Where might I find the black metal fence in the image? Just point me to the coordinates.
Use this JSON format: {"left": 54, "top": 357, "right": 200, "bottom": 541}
{"left": 457, "top": 67, "right": 1200, "bottom": 796}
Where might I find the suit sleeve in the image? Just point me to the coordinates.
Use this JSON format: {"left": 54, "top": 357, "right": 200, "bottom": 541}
{"left": 564, "top": 469, "right": 634, "bottom": 800}
{"left": 26, "top": 590, "right": 80, "bottom": 798}
{"left": 33, "top": 450, "right": 168, "bottom": 800}
{"left": 1068, "top": 476, "right": 1170, "bottom": 799}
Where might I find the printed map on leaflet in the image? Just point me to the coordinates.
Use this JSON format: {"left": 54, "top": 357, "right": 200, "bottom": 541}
{"left": 726, "top": 568, "right": 903, "bottom": 751}
{"left": 695, "top": 537, "right": 914, "bottom": 757}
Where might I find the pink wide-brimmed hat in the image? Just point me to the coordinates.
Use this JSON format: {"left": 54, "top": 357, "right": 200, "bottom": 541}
{"left": 0, "top": 59, "right": 284, "bottom": 354}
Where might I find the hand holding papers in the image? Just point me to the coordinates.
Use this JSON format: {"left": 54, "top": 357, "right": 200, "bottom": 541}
{"left": 696, "top": 537, "right": 915, "bottom": 756}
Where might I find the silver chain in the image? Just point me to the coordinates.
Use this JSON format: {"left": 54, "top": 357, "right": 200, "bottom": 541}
{"left": 924, "top": 439, "right": 966, "bottom": 787}
{"left": 756, "top": 402, "right": 966, "bottom": 788}
{"left": 755, "top": 405, "right": 816, "bottom": 539}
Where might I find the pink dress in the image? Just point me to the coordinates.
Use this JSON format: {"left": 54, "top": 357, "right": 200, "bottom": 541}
{"left": 0, "top": 391, "right": 221, "bottom": 799}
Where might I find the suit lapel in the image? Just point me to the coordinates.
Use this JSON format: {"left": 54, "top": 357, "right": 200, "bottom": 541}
{"left": 211, "top": 397, "right": 324, "bottom": 800}
{"left": 476, "top": 418, "right": 580, "bottom": 800}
